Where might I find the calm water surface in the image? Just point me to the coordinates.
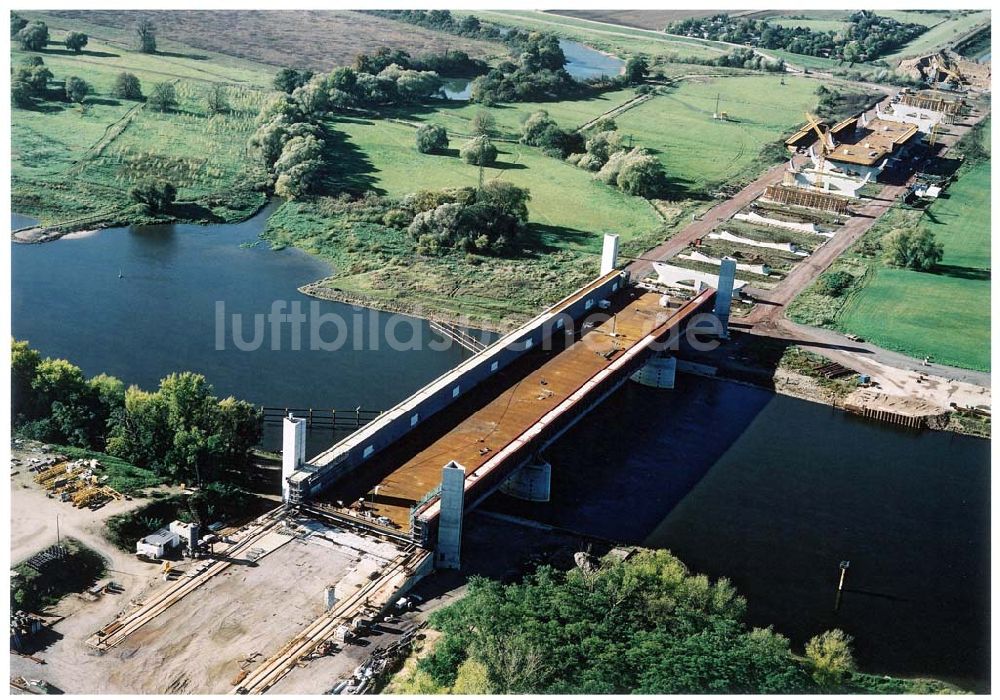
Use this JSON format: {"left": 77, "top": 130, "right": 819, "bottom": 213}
{"left": 488, "top": 378, "right": 989, "bottom": 690}
{"left": 441, "top": 39, "right": 624, "bottom": 100}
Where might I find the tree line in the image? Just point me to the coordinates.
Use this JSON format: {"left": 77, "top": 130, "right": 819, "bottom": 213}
{"left": 12, "top": 340, "right": 261, "bottom": 486}
{"left": 408, "top": 549, "right": 870, "bottom": 693}
{"left": 668, "top": 11, "right": 927, "bottom": 63}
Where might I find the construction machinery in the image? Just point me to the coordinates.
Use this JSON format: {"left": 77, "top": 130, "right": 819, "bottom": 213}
{"left": 804, "top": 112, "right": 834, "bottom": 189}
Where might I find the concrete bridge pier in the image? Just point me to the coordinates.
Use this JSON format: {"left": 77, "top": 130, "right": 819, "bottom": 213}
{"left": 630, "top": 355, "right": 677, "bottom": 388}
{"left": 499, "top": 457, "right": 552, "bottom": 502}
{"left": 436, "top": 461, "right": 466, "bottom": 570}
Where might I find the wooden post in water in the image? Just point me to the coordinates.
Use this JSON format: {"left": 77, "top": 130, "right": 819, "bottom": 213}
{"left": 331, "top": 409, "right": 336, "bottom": 430}
{"left": 308, "top": 408, "right": 313, "bottom": 429}
{"left": 356, "top": 407, "right": 361, "bottom": 428}
{"left": 834, "top": 560, "right": 850, "bottom": 612}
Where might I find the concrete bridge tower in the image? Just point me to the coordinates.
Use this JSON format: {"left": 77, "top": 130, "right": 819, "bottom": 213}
{"left": 713, "top": 257, "right": 737, "bottom": 339}
{"left": 282, "top": 415, "right": 306, "bottom": 503}
{"left": 600, "top": 233, "right": 620, "bottom": 275}
{"left": 436, "top": 461, "right": 466, "bottom": 570}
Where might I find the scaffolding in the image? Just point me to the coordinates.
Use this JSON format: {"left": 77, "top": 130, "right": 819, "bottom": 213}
{"left": 899, "top": 93, "right": 964, "bottom": 116}
{"left": 763, "top": 185, "right": 851, "bottom": 215}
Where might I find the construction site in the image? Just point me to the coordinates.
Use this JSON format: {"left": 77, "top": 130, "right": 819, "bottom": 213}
{"left": 642, "top": 87, "right": 987, "bottom": 320}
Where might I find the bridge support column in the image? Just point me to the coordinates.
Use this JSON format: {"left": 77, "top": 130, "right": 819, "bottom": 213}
{"left": 500, "top": 457, "right": 552, "bottom": 502}
{"left": 600, "top": 233, "right": 620, "bottom": 275}
{"left": 282, "top": 415, "right": 306, "bottom": 503}
{"left": 713, "top": 258, "right": 737, "bottom": 339}
{"left": 630, "top": 355, "right": 677, "bottom": 388}
{"left": 436, "top": 461, "right": 466, "bottom": 570}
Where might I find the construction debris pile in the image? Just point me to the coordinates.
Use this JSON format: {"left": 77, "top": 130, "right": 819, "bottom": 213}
{"left": 29, "top": 457, "right": 125, "bottom": 510}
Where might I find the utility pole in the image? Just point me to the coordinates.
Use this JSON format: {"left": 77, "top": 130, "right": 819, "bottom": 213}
{"left": 834, "top": 560, "right": 850, "bottom": 612}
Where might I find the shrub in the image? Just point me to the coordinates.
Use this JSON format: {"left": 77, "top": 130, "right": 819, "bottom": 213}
{"left": 882, "top": 226, "right": 942, "bottom": 271}
{"left": 136, "top": 18, "right": 156, "bottom": 53}
{"left": 64, "top": 76, "right": 88, "bottom": 103}
{"left": 416, "top": 123, "right": 449, "bottom": 154}
{"left": 805, "top": 629, "right": 855, "bottom": 686}
{"left": 147, "top": 81, "right": 177, "bottom": 112}
{"left": 16, "top": 21, "right": 49, "bottom": 51}
{"left": 64, "top": 31, "right": 88, "bottom": 52}
{"left": 817, "top": 270, "right": 855, "bottom": 297}
{"left": 129, "top": 179, "right": 177, "bottom": 213}
{"left": 460, "top": 136, "right": 498, "bottom": 166}
{"left": 274, "top": 67, "right": 314, "bottom": 94}
{"left": 112, "top": 72, "right": 143, "bottom": 100}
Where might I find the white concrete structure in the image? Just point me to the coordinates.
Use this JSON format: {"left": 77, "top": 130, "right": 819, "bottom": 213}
{"left": 500, "top": 458, "right": 551, "bottom": 501}
{"left": 600, "top": 233, "right": 620, "bottom": 276}
{"left": 436, "top": 461, "right": 466, "bottom": 570}
{"left": 631, "top": 355, "right": 677, "bottom": 388}
{"left": 282, "top": 415, "right": 307, "bottom": 503}
{"left": 136, "top": 528, "right": 180, "bottom": 558}
{"left": 680, "top": 250, "right": 770, "bottom": 276}
{"left": 709, "top": 230, "right": 807, "bottom": 256}
{"left": 875, "top": 102, "right": 943, "bottom": 134}
{"left": 651, "top": 262, "right": 747, "bottom": 296}
{"left": 734, "top": 211, "right": 820, "bottom": 234}
{"left": 169, "top": 520, "right": 200, "bottom": 555}
{"left": 787, "top": 166, "right": 870, "bottom": 199}
{"left": 713, "top": 258, "right": 737, "bottom": 338}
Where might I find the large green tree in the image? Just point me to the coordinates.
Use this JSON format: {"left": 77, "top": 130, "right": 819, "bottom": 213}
{"left": 420, "top": 550, "right": 813, "bottom": 693}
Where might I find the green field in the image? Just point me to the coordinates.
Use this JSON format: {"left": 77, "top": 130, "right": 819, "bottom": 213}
{"left": 610, "top": 74, "right": 819, "bottom": 191}
{"left": 836, "top": 161, "right": 991, "bottom": 371}
{"left": 414, "top": 87, "right": 639, "bottom": 140}
{"left": 331, "top": 116, "right": 661, "bottom": 249}
{"left": 11, "top": 26, "right": 271, "bottom": 225}
{"left": 882, "top": 10, "right": 991, "bottom": 60}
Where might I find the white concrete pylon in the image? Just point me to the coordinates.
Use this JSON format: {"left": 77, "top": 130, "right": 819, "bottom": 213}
{"left": 436, "top": 461, "right": 466, "bottom": 570}
{"left": 600, "top": 233, "right": 620, "bottom": 275}
{"left": 282, "top": 415, "right": 306, "bottom": 503}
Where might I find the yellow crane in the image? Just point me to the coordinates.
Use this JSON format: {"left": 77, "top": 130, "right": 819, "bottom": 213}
{"left": 804, "top": 112, "right": 833, "bottom": 189}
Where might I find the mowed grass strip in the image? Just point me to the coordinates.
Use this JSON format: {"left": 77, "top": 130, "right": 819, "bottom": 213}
{"left": 837, "top": 161, "right": 991, "bottom": 371}
{"left": 462, "top": 9, "right": 730, "bottom": 60}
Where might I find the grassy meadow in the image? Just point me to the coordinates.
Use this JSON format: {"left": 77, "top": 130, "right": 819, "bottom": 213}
{"left": 610, "top": 74, "right": 819, "bottom": 192}
{"left": 11, "top": 23, "right": 271, "bottom": 225}
{"left": 836, "top": 161, "right": 990, "bottom": 371}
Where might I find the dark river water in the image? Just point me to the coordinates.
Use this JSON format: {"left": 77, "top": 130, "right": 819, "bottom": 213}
{"left": 10, "top": 209, "right": 989, "bottom": 690}
{"left": 487, "top": 378, "right": 990, "bottom": 691}
{"left": 11, "top": 206, "right": 477, "bottom": 451}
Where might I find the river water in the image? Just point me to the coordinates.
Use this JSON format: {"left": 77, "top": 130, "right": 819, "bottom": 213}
{"left": 441, "top": 38, "right": 624, "bottom": 100}
{"left": 11, "top": 207, "right": 478, "bottom": 452}
{"left": 486, "top": 378, "right": 990, "bottom": 691}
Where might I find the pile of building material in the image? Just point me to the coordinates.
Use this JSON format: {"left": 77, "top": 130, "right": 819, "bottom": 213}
{"left": 31, "top": 458, "right": 122, "bottom": 510}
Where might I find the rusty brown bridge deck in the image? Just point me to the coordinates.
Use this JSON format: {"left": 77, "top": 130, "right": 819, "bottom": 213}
{"left": 305, "top": 281, "right": 716, "bottom": 544}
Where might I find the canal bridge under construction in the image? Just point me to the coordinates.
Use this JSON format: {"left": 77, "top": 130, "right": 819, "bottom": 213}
{"left": 282, "top": 241, "right": 732, "bottom": 564}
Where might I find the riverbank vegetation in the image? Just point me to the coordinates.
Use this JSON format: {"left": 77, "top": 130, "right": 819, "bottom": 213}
{"left": 12, "top": 340, "right": 263, "bottom": 485}
{"left": 788, "top": 120, "right": 990, "bottom": 371}
{"left": 392, "top": 549, "right": 958, "bottom": 694}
